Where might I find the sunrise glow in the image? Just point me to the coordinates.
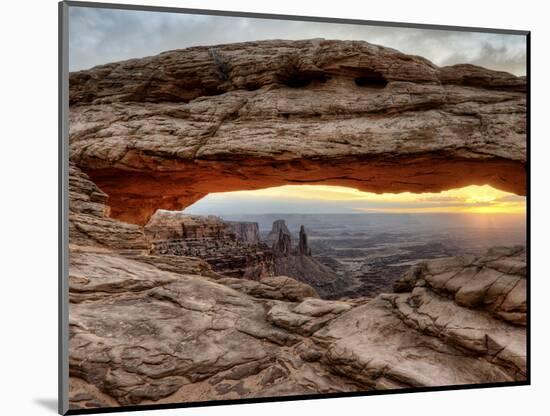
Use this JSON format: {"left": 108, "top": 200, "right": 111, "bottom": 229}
{"left": 201, "top": 184, "right": 526, "bottom": 214}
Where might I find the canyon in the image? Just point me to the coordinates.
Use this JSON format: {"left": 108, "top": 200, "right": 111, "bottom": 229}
{"left": 142, "top": 210, "right": 354, "bottom": 298}
{"left": 67, "top": 39, "right": 527, "bottom": 410}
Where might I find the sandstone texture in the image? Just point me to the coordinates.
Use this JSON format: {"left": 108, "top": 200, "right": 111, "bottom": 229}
{"left": 266, "top": 219, "right": 292, "bottom": 245}
{"left": 393, "top": 246, "right": 527, "bottom": 326}
{"left": 144, "top": 210, "right": 274, "bottom": 279}
{"left": 69, "top": 39, "right": 527, "bottom": 225}
{"left": 68, "top": 165, "right": 526, "bottom": 410}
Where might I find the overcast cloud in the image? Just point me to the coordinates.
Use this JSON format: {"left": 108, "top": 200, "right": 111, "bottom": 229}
{"left": 68, "top": 6, "right": 526, "bottom": 216}
{"left": 69, "top": 6, "right": 526, "bottom": 75}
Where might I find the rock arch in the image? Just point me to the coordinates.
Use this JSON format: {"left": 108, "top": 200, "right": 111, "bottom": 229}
{"left": 69, "top": 39, "right": 526, "bottom": 225}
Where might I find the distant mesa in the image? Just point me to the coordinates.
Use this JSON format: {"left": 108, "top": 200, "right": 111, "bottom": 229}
{"left": 267, "top": 219, "right": 353, "bottom": 298}
{"left": 144, "top": 211, "right": 273, "bottom": 280}
{"left": 226, "top": 221, "right": 261, "bottom": 244}
{"left": 266, "top": 219, "right": 292, "bottom": 245}
{"left": 270, "top": 220, "right": 312, "bottom": 258}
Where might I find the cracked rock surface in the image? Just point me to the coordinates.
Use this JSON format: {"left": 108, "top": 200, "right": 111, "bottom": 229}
{"left": 68, "top": 165, "right": 526, "bottom": 410}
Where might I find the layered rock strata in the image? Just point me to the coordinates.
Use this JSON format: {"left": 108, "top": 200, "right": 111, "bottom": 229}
{"left": 144, "top": 211, "right": 274, "bottom": 279}
{"left": 266, "top": 219, "right": 292, "bottom": 245}
{"left": 226, "top": 221, "right": 261, "bottom": 244}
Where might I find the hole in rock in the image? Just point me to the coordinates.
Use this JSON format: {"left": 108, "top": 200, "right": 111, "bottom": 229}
{"left": 279, "top": 69, "right": 328, "bottom": 88}
{"left": 354, "top": 70, "right": 388, "bottom": 88}
{"left": 244, "top": 82, "right": 261, "bottom": 91}
{"left": 144, "top": 184, "right": 526, "bottom": 300}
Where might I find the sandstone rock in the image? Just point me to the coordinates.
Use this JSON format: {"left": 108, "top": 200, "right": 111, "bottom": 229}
{"left": 266, "top": 219, "right": 292, "bottom": 245}
{"left": 143, "top": 214, "right": 349, "bottom": 298}
{"left": 273, "top": 229, "right": 292, "bottom": 257}
{"left": 298, "top": 225, "right": 311, "bottom": 256}
{"left": 69, "top": 250, "right": 359, "bottom": 407}
{"left": 264, "top": 220, "right": 354, "bottom": 298}
{"left": 144, "top": 210, "right": 274, "bottom": 279}
{"left": 438, "top": 64, "right": 526, "bottom": 91}
{"left": 384, "top": 288, "right": 526, "bottom": 377}
{"left": 315, "top": 297, "right": 516, "bottom": 389}
{"left": 267, "top": 298, "right": 352, "bottom": 336}
{"left": 393, "top": 247, "right": 527, "bottom": 325}
{"left": 68, "top": 39, "right": 527, "bottom": 225}
{"left": 66, "top": 39, "right": 527, "bottom": 408}
{"left": 69, "top": 163, "right": 149, "bottom": 252}
{"left": 145, "top": 211, "right": 232, "bottom": 240}
{"left": 273, "top": 255, "right": 353, "bottom": 299}
{"left": 68, "top": 187, "right": 527, "bottom": 407}
{"left": 226, "top": 221, "right": 261, "bottom": 244}
{"left": 215, "top": 275, "right": 319, "bottom": 302}
{"left": 123, "top": 253, "right": 219, "bottom": 278}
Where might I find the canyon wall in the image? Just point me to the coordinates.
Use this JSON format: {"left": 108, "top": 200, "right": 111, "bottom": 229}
{"left": 144, "top": 211, "right": 273, "bottom": 279}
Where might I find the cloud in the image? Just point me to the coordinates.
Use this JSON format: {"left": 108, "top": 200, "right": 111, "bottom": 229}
{"left": 68, "top": 6, "right": 526, "bottom": 75}
{"left": 439, "top": 41, "right": 526, "bottom": 75}
{"left": 417, "top": 195, "right": 464, "bottom": 203}
{"left": 496, "top": 194, "right": 527, "bottom": 202}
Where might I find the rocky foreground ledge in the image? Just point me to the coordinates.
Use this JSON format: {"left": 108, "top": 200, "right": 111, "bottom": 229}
{"left": 68, "top": 166, "right": 526, "bottom": 410}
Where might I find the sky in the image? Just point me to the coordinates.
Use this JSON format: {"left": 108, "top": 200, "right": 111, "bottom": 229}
{"left": 69, "top": 6, "right": 527, "bottom": 75}
{"left": 184, "top": 185, "right": 526, "bottom": 215}
{"left": 69, "top": 6, "right": 527, "bottom": 216}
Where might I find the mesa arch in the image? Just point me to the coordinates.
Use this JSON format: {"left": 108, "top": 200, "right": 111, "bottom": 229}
{"left": 68, "top": 39, "right": 527, "bottom": 225}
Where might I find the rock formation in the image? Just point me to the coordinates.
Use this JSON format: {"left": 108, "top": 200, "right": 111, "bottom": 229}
{"left": 67, "top": 39, "right": 527, "bottom": 410}
{"left": 67, "top": 162, "right": 526, "bottom": 410}
{"left": 266, "top": 220, "right": 358, "bottom": 298}
{"left": 266, "top": 219, "right": 292, "bottom": 245}
{"left": 393, "top": 246, "right": 526, "bottom": 326}
{"left": 226, "top": 221, "right": 261, "bottom": 244}
{"left": 144, "top": 214, "right": 349, "bottom": 298}
{"left": 272, "top": 229, "right": 292, "bottom": 257}
{"left": 315, "top": 249, "right": 527, "bottom": 387}
{"left": 298, "top": 225, "right": 311, "bottom": 256}
{"left": 69, "top": 39, "right": 526, "bottom": 225}
{"left": 144, "top": 211, "right": 273, "bottom": 279}
{"left": 273, "top": 255, "right": 353, "bottom": 300}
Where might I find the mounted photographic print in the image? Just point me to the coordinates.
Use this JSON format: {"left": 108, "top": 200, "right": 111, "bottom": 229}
{"left": 59, "top": 1, "right": 529, "bottom": 414}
